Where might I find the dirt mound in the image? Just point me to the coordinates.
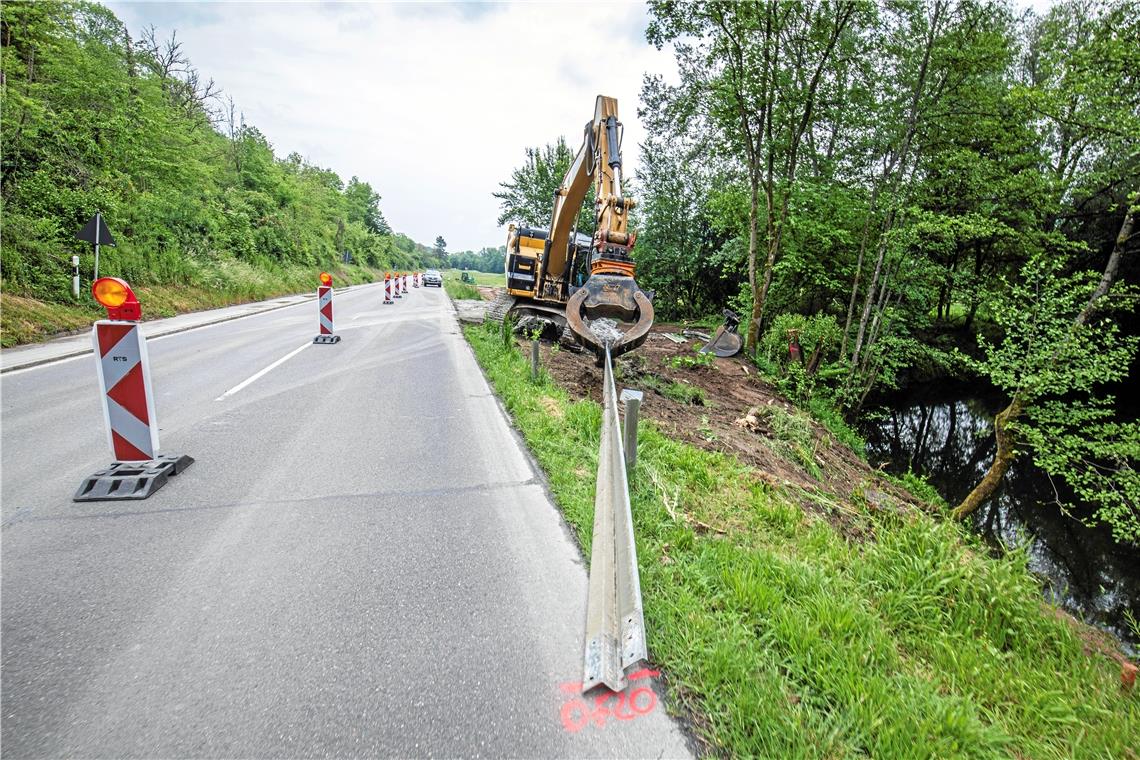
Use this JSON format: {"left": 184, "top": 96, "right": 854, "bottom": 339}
{"left": 535, "top": 323, "right": 925, "bottom": 530}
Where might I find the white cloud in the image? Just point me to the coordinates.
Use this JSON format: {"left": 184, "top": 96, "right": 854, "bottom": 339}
{"left": 107, "top": 1, "right": 677, "bottom": 252}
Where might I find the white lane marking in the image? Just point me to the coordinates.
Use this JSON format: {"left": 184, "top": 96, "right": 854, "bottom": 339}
{"left": 214, "top": 342, "right": 311, "bottom": 401}
{"left": 1, "top": 283, "right": 384, "bottom": 377}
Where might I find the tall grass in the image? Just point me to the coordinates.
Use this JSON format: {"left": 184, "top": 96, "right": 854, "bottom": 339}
{"left": 465, "top": 322, "right": 1138, "bottom": 758}
{"left": 441, "top": 270, "right": 483, "bottom": 300}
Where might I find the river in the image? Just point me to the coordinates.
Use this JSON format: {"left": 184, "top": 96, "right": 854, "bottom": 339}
{"left": 862, "top": 380, "right": 1139, "bottom": 655}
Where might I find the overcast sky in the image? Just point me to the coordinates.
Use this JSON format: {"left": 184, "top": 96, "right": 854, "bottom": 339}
{"left": 106, "top": 1, "right": 677, "bottom": 252}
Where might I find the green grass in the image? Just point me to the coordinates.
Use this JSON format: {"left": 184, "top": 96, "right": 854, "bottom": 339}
{"left": 759, "top": 405, "right": 823, "bottom": 479}
{"left": 443, "top": 279, "right": 483, "bottom": 300}
{"left": 444, "top": 268, "right": 503, "bottom": 287}
{"left": 464, "top": 321, "right": 1138, "bottom": 759}
{"left": 0, "top": 261, "right": 379, "bottom": 347}
{"left": 881, "top": 469, "right": 949, "bottom": 509}
{"left": 805, "top": 394, "right": 867, "bottom": 455}
{"left": 637, "top": 373, "right": 708, "bottom": 406}
{"left": 441, "top": 269, "right": 488, "bottom": 300}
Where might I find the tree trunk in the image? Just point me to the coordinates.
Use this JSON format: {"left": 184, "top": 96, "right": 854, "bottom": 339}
{"left": 953, "top": 397, "right": 1025, "bottom": 519}
{"left": 745, "top": 175, "right": 762, "bottom": 350}
{"left": 1077, "top": 208, "right": 1133, "bottom": 325}
{"left": 841, "top": 182, "right": 881, "bottom": 358}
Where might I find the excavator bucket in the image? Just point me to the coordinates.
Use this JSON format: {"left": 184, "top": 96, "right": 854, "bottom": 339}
{"left": 565, "top": 274, "right": 654, "bottom": 359}
{"left": 699, "top": 309, "right": 743, "bottom": 357}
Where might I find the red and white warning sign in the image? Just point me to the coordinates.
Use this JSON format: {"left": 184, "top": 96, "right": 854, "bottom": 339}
{"left": 92, "top": 321, "right": 159, "bottom": 461}
{"left": 313, "top": 272, "right": 341, "bottom": 344}
{"left": 76, "top": 277, "right": 193, "bottom": 501}
{"left": 318, "top": 285, "right": 334, "bottom": 334}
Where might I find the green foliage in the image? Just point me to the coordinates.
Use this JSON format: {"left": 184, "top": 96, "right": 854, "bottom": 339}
{"left": 464, "top": 320, "right": 1137, "bottom": 759}
{"left": 666, "top": 347, "right": 716, "bottom": 369}
{"left": 760, "top": 313, "right": 842, "bottom": 365}
{"left": 448, "top": 245, "right": 506, "bottom": 274}
{"left": 493, "top": 137, "right": 594, "bottom": 232}
{"left": 0, "top": 1, "right": 429, "bottom": 322}
{"left": 965, "top": 251, "right": 1140, "bottom": 541}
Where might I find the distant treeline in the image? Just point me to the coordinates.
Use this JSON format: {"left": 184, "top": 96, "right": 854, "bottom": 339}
{"left": 1, "top": 1, "right": 434, "bottom": 302}
{"left": 447, "top": 246, "right": 506, "bottom": 274}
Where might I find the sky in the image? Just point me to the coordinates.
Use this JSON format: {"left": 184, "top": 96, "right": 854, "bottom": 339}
{"left": 106, "top": 1, "right": 678, "bottom": 252}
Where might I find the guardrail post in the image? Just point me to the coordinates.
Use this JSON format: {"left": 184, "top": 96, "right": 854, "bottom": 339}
{"left": 530, "top": 339, "right": 540, "bottom": 382}
{"left": 619, "top": 388, "right": 643, "bottom": 470}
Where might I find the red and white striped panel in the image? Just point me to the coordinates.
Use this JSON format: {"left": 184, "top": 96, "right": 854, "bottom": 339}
{"left": 92, "top": 321, "right": 159, "bottom": 461}
{"left": 318, "top": 285, "right": 334, "bottom": 334}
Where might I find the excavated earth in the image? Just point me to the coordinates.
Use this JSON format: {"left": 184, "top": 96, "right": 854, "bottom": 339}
{"left": 458, "top": 288, "right": 929, "bottom": 535}
{"left": 532, "top": 321, "right": 932, "bottom": 537}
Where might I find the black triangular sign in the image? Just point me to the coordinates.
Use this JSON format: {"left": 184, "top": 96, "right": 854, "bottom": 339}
{"left": 77, "top": 213, "right": 116, "bottom": 246}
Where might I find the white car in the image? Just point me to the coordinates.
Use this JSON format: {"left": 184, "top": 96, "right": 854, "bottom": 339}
{"left": 423, "top": 270, "right": 443, "bottom": 287}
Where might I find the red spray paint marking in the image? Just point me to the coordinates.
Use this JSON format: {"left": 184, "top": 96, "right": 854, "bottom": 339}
{"left": 558, "top": 669, "right": 660, "bottom": 733}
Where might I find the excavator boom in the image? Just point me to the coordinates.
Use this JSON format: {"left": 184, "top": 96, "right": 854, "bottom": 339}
{"left": 502, "top": 95, "right": 653, "bottom": 358}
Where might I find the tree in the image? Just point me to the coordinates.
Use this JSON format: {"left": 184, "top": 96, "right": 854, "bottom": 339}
{"left": 344, "top": 177, "right": 391, "bottom": 236}
{"left": 953, "top": 207, "right": 1138, "bottom": 542}
{"left": 951, "top": 1, "right": 1140, "bottom": 538}
{"left": 0, "top": 2, "right": 421, "bottom": 305}
{"left": 648, "top": 0, "right": 863, "bottom": 350}
{"left": 493, "top": 137, "right": 594, "bottom": 233}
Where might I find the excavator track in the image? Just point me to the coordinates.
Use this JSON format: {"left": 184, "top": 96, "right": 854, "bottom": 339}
{"left": 483, "top": 292, "right": 516, "bottom": 324}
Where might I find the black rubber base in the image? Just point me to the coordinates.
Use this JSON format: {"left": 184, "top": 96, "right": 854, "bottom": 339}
{"left": 74, "top": 454, "right": 195, "bottom": 502}
{"left": 313, "top": 334, "right": 341, "bottom": 344}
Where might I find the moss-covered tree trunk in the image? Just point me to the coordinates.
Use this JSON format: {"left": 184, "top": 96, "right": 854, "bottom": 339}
{"left": 953, "top": 396, "right": 1025, "bottom": 519}
{"left": 955, "top": 208, "right": 1132, "bottom": 521}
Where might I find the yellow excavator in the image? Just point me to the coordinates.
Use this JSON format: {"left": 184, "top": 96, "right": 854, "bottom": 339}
{"left": 491, "top": 95, "right": 653, "bottom": 358}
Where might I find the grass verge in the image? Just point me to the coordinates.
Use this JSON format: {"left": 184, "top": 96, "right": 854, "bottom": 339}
{"left": 444, "top": 279, "right": 482, "bottom": 301}
{"left": 464, "top": 320, "right": 1137, "bottom": 759}
{"left": 442, "top": 269, "right": 485, "bottom": 300}
{"left": 1, "top": 261, "right": 380, "bottom": 347}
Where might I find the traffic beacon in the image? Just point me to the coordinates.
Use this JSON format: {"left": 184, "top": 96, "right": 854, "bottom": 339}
{"left": 74, "top": 277, "right": 194, "bottom": 501}
{"left": 383, "top": 271, "right": 394, "bottom": 304}
{"left": 314, "top": 271, "right": 341, "bottom": 344}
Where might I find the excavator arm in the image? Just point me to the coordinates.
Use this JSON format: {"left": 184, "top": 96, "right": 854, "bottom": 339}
{"left": 505, "top": 95, "right": 653, "bottom": 358}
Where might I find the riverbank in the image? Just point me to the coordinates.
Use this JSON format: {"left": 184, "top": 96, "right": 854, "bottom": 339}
{"left": 863, "top": 379, "right": 1140, "bottom": 654}
{"left": 463, "top": 319, "right": 1137, "bottom": 757}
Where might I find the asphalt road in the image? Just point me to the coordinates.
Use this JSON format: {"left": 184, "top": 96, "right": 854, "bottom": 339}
{"left": 1, "top": 285, "right": 693, "bottom": 758}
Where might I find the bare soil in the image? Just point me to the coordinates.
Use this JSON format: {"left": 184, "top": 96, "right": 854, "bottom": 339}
{"left": 532, "top": 320, "right": 929, "bottom": 533}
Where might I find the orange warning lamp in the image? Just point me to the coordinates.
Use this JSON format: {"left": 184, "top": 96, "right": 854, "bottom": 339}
{"left": 92, "top": 277, "right": 141, "bottom": 321}
{"left": 319, "top": 272, "right": 333, "bottom": 287}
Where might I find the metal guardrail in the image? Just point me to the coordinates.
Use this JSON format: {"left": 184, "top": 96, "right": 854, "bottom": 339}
{"left": 582, "top": 345, "right": 647, "bottom": 693}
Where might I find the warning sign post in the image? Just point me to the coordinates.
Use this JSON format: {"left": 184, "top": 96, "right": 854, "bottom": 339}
{"left": 313, "top": 272, "right": 341, "bottom": 344}
{"left": 74, "top": 277, "right": 193, "bottom": 501}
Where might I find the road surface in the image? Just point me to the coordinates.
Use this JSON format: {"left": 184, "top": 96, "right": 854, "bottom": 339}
{"left": 1, "top": 284, "right": 692, "bottom": 758}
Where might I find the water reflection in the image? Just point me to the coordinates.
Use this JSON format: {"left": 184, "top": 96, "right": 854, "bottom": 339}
{"left": 863, "top": 382, "right": 1139, "bottom": 655}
